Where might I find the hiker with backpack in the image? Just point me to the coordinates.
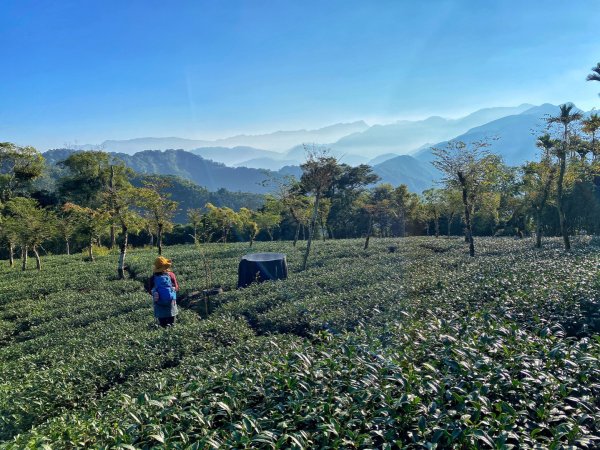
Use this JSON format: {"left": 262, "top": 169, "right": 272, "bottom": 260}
{"left": 145, "top": 256, "right": 179, "bottom": 327}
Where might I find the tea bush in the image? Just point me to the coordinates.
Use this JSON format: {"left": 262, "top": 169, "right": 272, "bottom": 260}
{"left": 0, "top": 237, "right": 598, "bottom": 448}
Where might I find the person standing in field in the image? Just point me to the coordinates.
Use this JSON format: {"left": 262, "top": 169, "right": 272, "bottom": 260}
{"left": 145, "top": 256, "right": 179, "bottom": 327}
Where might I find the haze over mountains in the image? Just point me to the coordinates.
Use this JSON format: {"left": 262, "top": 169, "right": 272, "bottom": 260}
{"left": 83, "top": 104, "right": 535, "bottom": 162}
{"left": 97, "top": 121, "right": 370, "bottom": 154}
{"left": 413, "top": 103, "right": 561, "bottom": 165}
{"left": 52, "top": 103, "right": 589, "bottom": 194}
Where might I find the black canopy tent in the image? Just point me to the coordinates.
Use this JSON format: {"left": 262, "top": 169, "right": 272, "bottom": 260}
{"left": 237, "top": 252, "right": 288, "bottom": 288}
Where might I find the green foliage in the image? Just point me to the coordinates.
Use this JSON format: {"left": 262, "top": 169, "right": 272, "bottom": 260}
{"left": 57, "top": 151, "right": 112, "bottom": 207}
{"left": 133, "top": 174, "right": 265, "bottom": 223}
{"left": 2, "top": 197, "right": 57, "bottom": 268}
{"left": 0, "top": 142, "right": 45, "bottom": 201}
{"left": 0, "top": 238, "right": 598, "bottom": 448}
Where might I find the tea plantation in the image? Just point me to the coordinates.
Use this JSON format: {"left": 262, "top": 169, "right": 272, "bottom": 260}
{"left": 0, "top": 237, "right": 598, "bottom": 449}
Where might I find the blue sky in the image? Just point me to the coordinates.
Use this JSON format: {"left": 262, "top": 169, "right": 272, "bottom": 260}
{"left": 1, "top": 0, "right": 599, "bottom": 150}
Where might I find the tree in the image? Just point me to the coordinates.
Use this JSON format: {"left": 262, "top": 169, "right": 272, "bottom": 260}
{"left": 299, "top": 146, "right": 339, "bottom": 270}
{"left": 415, "top": 201, "right": 432, "bottom": 236}
{"left": 587, "top": 62, "right": 600, "bottom": 95}
{"left": 105, "top": 162, "right": 136, "bottom": 250}
{"left": 0, "top": 215, "right": 19, "bottom": 267}
{"left": 432, "top": 139, "right": 502, "bottom": 257}
{"left": 204, "top": 203, "right": 242, "bottom": 243}
{"left": 354, "top": 192, "right": 375, "bottom": 249}
{"left": 440, "top": 188, "right": 463, "bottom": 237}
{"left": 138, "top": 176, "right": 179, "bottom": 255}
{"left": 328, "top": 164, "right": 379, "bottom": 239}
{"left": 5, "top": 197, "right": 57, "bottom": 270}
{"left": 392, "top": 184, "right": 414, "bottom": 237}
{"left": 187, "top": 208, "right": 203, "bottom": 244}
{"left": 255, "top": 196, "right": 282, "bottom": 241}
{"left": 0, "top": 142, "right": 45, "bottom": 202}
{"left": 63, "top": 203, "right": 109, "bottom": 261}
{"left": 547, "top": 103, "right": 582, "bottom": 251}
{"left": 422, "top": 188, "right": 444, "bottom": 238}
{"left": 103, "top": 164, "right": 144, "bottom": 278}
{"left": 278, "top": 180, "right": 311, "bottom": 246}
{"left": 56, "top": 208, "right": 78, "bottom": 255}
{"left": 59, "top": 152, "right": 133, "bottom": 249}
{"left": 522, "top": 135, "right": 558, "bottom": 247}
{"left": 237, "top": 207, "right": 259, "bottom": 246}
{"left": 57, "top": 151, "right": 111, "bottom": 207}
{"left": 354, "top": 184, "right": 394, "bottom": 249}
{"left": 317, "top": 198, "right": 332, "bottom": 240}
{"left": 582, "top": 113, "right": 600, "bottom": 162}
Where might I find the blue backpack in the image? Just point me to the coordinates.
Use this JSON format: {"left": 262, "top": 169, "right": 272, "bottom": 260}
{"left": 153, "top": 274, "right": 177, "bottom": 306}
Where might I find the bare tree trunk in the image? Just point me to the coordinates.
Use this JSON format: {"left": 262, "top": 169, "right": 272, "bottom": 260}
{"left": 9, "top": 243, "right": 14, "bottom": 267}
{"left": 293, "top": 223, "right": 300, "bottom": 247}
{"left": 158, "top": 223, "right": 163, "bottom": 255}
{"left": 302, "top": 194, "right": 320, "bottom": 270}
{"left": 464, "top": 212, "right": 474, "bottom": 257}
{"left": 463, "top": 217, "right": 469, "bottom": 243}
{"left": 535, "top": 213, "right": 543, "bottom": 248}
{"left": 21, "top": 245, "right": 28, "bottom": 271}
{"left": 88, "top": 238, "right": 95, "bottom": 262}
{"left": 65, "top": 238, "right": 70, "bottom": 255}
{"left": 556, "top": 153, "right": 571, "bottom": 251}
{"left": 149, "top": 232, "right": 154, "bottom": 247}
{"left": 110, "top": 225, "right": 116, "bottom": 249}
{"left": 364, "top": 215, "right": 373, "bottom": 250}
{"left": 434, "top": 215, "right": 440, "bottom": 238}
{"left": 108, "top": 166, "right": 116, "bottom": 250}
{"left": 534, "top": 169, "right": 553, "bottom": 248}
{"left": 118, "top": 224, "right": 128, "bottom": 279}
{"left": 33, "top": 245, "right": 41, "bottom": 271}
{"left": 458, "top": 173, "right": 475, "bottom": 257}
{"left": 535, "top": 171, "right": 554, "bottom": 248}
{"left": 447, "top": 215, "right": 453, "bottom": 238}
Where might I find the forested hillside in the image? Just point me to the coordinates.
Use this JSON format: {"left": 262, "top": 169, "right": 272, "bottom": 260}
{"left": 37, "top": 150, "right": 265, "bottom": 224}
{"left": 43, "top": 149, "right": 284, "bottom": 194}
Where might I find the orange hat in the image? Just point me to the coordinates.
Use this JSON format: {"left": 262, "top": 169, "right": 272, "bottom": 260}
{"left": 153, "top": 256, "right": 172, "bottom": 273}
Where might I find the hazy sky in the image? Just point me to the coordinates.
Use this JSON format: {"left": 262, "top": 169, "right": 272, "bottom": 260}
{"left": 1, "top": 0, "right": 599, "bottom": 150}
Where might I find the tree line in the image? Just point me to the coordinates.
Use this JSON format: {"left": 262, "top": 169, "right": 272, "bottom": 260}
{"left": 1, "top": 62, "right": 599, "bottom": 270}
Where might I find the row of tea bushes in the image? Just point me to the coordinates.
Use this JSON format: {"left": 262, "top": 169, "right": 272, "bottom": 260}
{"left": 8, "top": 312, "right": 599, "bottom": 448}
{"left": 1, "top": 237, "right": 598, "bottom": 447}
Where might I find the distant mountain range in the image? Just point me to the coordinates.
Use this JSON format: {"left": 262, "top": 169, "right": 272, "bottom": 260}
{"left": 330, "top": 104, "right": 535, "bottom": 158}
{"left": 371, "top": 103, "right": 567, "bottom": 190}
{"left": 47, "top": 103, "right": 591, "bottom": 195}
{"left": 96, "top": 121, "right": 369, "bottom": 154}
{"left": 70, "top": 104, "right": 537, "bottom": 169}
{"left": 412, "top": 103, "right": 560, "bottom": 165}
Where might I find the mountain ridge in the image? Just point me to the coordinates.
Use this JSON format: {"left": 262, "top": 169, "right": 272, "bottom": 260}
{"left": 330, "top": 104, "right": 535, "bottom": 157}
{"left": 44, "top": 103, "right": 578, "bottom": 194}
{"left": 99, "top": 121, "right": 370, "bottom": 154}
